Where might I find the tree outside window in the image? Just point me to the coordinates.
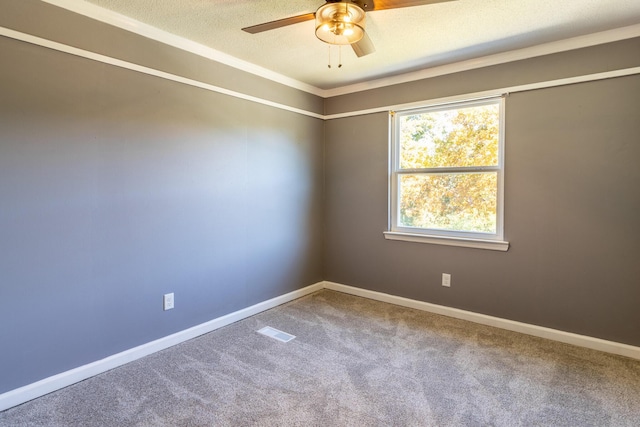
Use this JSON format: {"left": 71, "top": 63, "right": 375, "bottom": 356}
{"left": 390, "top": 98, "right": 505, "bottom": 243}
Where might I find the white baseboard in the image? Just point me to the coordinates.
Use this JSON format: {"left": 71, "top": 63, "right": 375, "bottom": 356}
{"left": 0, "top": 282, "right": 324, "bottom": 412}
{"left": 3, "top": 280, "right": 639, "bottom": 412}
{"left": 322, "top": 281, "right": 640, "bottom": 361}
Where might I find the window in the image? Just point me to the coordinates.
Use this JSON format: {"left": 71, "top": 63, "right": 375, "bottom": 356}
{"left": 385, "top": 97, "right": 508, "bottom": 251}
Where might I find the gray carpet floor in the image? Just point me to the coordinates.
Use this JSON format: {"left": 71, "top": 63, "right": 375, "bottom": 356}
{"left": 1, "top": 290, "right": 639, "bottom": 426}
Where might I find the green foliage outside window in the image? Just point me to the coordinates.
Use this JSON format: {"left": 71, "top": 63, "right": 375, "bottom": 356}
{"left": 397, "top": 103, "right": 500, "bottom": 234}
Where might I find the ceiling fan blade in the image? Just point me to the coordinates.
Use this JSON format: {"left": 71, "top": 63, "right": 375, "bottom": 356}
{"left": 352, "top": 31, "right": 376, "bottom": 57}
{"left": 242, "top": 13, "right": 316, "bottom": 34}
{"left": 358, "top": 0, "right": 456, "bottom": 11}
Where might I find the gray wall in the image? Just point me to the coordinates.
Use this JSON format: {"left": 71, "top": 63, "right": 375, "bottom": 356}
{"left": 324, "top": 74, "right": 640, "bottom": 347}
{"left": 0, "top": 30, "right": 323, "bottom": 393}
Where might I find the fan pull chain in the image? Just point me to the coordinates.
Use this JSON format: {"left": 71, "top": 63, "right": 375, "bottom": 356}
{"left": 327, "top": 45, "right": 344, "bottom": 69}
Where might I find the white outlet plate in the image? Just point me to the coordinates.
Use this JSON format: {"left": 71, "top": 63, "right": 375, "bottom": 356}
{"left": 163, "top": 293, "right": 174, "bottom": 310}
{"left": 442, "top": 273, "right": 451, "bottom": 287}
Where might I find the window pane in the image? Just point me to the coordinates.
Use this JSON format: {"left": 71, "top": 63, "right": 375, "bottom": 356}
{"left": 399, "top": 103, "right": 499, "bottom": 169}
{"left": 398, "top": 172, "right": 497, "bottom": 233}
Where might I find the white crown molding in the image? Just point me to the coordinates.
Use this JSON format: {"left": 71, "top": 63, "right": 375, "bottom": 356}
{"left": 323, "top": 23, "right": 640, "bottom": 98}
{"left": 3, "top": 23, "right": 638, "bottom": 122}
{"left": 324, "top": 66, "right": 640, "bottom": 120}
{"left": 0, "top": 27, "right": 324, "bottom": 120}
{"left": 37, "top": 2, "right": 640, "bottom": 99}
{"left": 40, "top": 0, "right": 325, "bottom": 97}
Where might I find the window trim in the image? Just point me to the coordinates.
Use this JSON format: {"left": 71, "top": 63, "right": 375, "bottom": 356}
{"left": 386, "top": 97, "right": 509, "bottom": 251}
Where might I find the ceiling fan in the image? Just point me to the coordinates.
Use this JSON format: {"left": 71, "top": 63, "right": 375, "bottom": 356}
{"left": 242, "top": 0, "right": 456, "bottom": 58}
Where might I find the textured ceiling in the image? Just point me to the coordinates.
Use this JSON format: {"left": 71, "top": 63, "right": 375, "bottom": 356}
{"left": 83, "top": 0, "right": 640, "bottom": 90}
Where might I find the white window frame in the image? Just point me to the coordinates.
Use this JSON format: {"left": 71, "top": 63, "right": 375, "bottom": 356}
{"left": 384, "top": 97, "right": 509, "bottom": 251}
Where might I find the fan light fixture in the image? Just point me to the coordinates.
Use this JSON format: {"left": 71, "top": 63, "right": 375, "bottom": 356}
{"left": 315, "top": 1, "right": 365, "bottom": 45}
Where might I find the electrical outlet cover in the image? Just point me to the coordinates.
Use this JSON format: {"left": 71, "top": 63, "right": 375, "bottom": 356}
{"left": 442, "top": 273, "right": 451, "bottom": 287}
{"left": 163, "top": 293, "right": 174, "bottom": 310}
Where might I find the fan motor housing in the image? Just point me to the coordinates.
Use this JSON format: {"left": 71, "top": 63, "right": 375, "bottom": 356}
{"left": 315, "top": 1, "right": 366, "bottom": 45}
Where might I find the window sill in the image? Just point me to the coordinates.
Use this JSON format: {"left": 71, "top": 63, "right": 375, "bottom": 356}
{"left": 383, "top": 231, "right": 509, "bottom": 252}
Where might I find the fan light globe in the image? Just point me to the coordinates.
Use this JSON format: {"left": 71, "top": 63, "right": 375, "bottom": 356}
{"left": 315, "top": 1, "right": 365, "bottom": 45}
